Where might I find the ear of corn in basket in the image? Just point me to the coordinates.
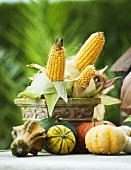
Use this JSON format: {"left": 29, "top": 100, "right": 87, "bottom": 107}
{"left": 76, "top": 65, "right": 96, "bottom": 88}
{"left": 76, "top": 65, "right": 108, "bottom": 89}
{"left": 46, "top": 38, "right": 66, "bottom": 82}
{"left": 74, "top": 32, "right": 105, "bottom": 72}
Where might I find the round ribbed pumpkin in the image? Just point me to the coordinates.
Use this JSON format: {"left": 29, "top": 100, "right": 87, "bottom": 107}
{"left": 46, "top": 125, "right": 76, "bottom": 154}
{"left": 75, "top": 120, "right": 115, "bottom": 153}
{"left": 39, "top": 117, "right": 77, "bottom": 153}
{"left": 85, "top": 125, "right": 126, "bottom": 155}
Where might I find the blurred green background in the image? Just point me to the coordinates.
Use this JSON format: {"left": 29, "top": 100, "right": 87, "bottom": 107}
{"left": 0, "top": 0, "right": 131, "bottom": 149}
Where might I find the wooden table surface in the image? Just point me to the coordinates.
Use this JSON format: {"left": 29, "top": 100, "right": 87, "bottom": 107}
{"left": 0, "top": 150, "right": 131, "bottom": 170}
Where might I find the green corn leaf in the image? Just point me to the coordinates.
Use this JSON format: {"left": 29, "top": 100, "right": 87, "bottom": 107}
{"left": 26, "top": 63, "right": 46, "bottom": 73}
{"left": 71, "top": 82, "right": 83, "bottom": 98}
{"left": 97, "top": 65, "right": 108, "bottom": 75}
{"left": 98, "top": 94, "right": 121, "bottom": 105}
{"left": 18, "top": 73, "right": 56, "bottom": 98}
{"left": 64, "top": 80, "right": 74, "bottom": 97}
{"left": 44, "top": 92, "right": 60, "bottom": 117}
{"left": 81, "top": 78, "right": 96, "bottom": 97}
{"left": 53, "top": 82, "right": 68, "bottom": 103}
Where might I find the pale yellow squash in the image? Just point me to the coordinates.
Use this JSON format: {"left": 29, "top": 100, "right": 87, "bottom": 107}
{"left": 85, "top": 125, "right": 126, "bottom": 155}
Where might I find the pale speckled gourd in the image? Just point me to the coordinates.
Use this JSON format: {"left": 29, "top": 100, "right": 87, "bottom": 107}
{"left": 85, "top": 125, "right": 126, "bottom": 155}
{"left": 117, "top": 126, "right": 131, "bottom": 154}
{"left": 11, "top": 120, "right": 46, "bottom": 157}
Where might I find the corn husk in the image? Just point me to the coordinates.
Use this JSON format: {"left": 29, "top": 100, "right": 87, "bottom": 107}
{"left": 65, "top": 58, "right": 80, "bottom": 79}
{"left": 44, "top": 92, "right": 60, "bottom": 117}
{"left": 93, "top": 104, "right": 105, "bottom": 121}
{"left": 97, "top": 95, "right": 121, "bottom": 105}
{"left": 18, "top": 72, "right": 56, "bottom": 99}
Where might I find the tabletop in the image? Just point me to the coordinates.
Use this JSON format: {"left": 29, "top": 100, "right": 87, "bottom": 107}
{"left": 0, "top": 150, "right": 131, "bottom": 170}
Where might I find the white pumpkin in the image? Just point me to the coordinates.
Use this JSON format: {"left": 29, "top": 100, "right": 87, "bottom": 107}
{"left": 117, "top": 126, "right": 131, "bottom": 154}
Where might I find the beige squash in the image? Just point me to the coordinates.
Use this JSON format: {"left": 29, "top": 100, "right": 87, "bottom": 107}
{"left": 85, "top": 125, "right": 126, "bottom": 155}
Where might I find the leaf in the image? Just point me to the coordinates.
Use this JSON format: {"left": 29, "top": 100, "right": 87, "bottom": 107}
{"left": 80, "top": 78, "right": 102, "bottom": 97}
{"left": 64, "top": 80, "right": 74, "bottom": 96}
{"left": 83, "top": 78, "right": 96, "bottom": 94}
{"left": 18, "top": 90, "right": 41, "bottom": 99}
{"left": 26, "top": 63, "right": 46, "bottom": 73}
{"left": 94, "top": 77, "right": 121, "bottom": 96}
{"left": 97, "top": 66, "right": 108, "bottom": 74}
{"left": 102, "top": 85, "right": 114, "bottom": 94}
{"left": 18, "top": 73, "right": 56, "bottom": 98}
{"left": 102, "top": 77, "right": 121, "bottom": 90}
{"left": 53, "top": 82, "right": 68, "bottom": 103}
{"left": 65, "top": 59, "right": 80, "bottom": 79}
{"left": 71, "top": 82, "right": 84, "bottom": 98}
{"left": 93, "top": 104, "right": 105, "bottom": 121}
{"left": 98, "top": 95, "right": 121, "bottom": 105}
{"left": 44, "top": 93, "right": 60, "bottom": 117}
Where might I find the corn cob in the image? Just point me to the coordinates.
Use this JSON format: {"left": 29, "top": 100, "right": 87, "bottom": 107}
{"left": 46, "top": 38, "right": 66, "bottom": 82}
{"left": 74, "top": 32, "right": 105, "bottom": 72}
{"left": 76, "top": 66, "right": 96, "bottom": 88}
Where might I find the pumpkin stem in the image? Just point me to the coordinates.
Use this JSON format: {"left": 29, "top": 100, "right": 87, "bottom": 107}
{"left": 103, "top": 122, "right": 108, "bottom": 125}
{"left": 55, "top": 117, "right": 63, "bottom": 124}
{"left": 17, "top": 147, "right": 24, "bottom": 154}
{"left": 62, "top": 133, "right": 67, "bottom": 138}
{"left": 91, "top": 117, "right": 100, "bottom": 122}
{"left": 91, "top": 118, "right": 105, "bottom": 125}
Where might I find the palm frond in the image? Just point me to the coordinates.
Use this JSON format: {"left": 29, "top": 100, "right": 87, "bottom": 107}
{"left": 0, "top": 0, "right": 83, "bottom": 149}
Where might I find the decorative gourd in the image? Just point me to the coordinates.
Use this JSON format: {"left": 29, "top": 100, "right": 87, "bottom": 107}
{"left": 46, "top": 125, "right": 76, "bottom": 154}
{"left": 122, "top": 115, "right": 131, "bottom": 127}
{"left": 117, "top": 126, "right": 131, "bottom": 154}
{"left": 11, "top": 120, "right": 46, "bottom": 157}
{"left": 39, "top": 117, "right": 77, "bottom": 153}
{"left": 85, "top": 125, "right": 126, "bottom": 155}
{"left": 75, "top": 120, "right": 115, "bottom": 153}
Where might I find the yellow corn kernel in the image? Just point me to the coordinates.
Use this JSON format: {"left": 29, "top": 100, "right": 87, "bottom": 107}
{"left": 76, "top": 66, "right": 96, "bottom": 88}
{"left": 74, "top": 32, "right": 105, "bottom": 72}
{"left": 46, "top": 38, "right": 66, "bottom": 82}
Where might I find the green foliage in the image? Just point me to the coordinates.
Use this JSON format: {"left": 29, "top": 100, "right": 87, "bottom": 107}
{"left": 0, "top": 48, "right": 24, "bottom": 149}
{"left": 0, "top": 0, "right": 131, "bottom": 149}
